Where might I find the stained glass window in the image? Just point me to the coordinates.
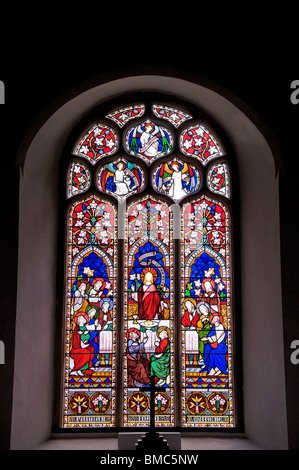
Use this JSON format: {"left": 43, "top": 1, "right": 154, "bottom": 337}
{"left": 61, "top": 98, "right": 235, "bottom": 430}
{"left": 63, "top": 195, "right": 117, "bottom": 427}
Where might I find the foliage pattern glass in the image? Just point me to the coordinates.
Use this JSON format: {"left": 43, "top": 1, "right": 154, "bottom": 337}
{"left": 74, "top": 123, "right": 119, "bottom": 164}
{"left": 180, "top": 123, "right": 223, "bottom": 164}
{"left": 67, "top": 161, "right": 91, "bottom": 198}
{"left": 152, "top": 104, "right": 192, "bottom": 128}
{"left": 207, "top": 162, "right": 230, "bottom": 198}
{"left": 106, "top": 105, "right": 145, "bottom": 127}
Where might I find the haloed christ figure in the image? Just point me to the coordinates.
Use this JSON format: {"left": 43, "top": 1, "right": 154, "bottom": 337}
{"left": 133, "top": 270, "right": 163, "bottom": 321}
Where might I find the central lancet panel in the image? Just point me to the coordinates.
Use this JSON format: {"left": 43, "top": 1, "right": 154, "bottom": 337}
{"left": 123, "top": 195, "right": 175, "bottom": 427}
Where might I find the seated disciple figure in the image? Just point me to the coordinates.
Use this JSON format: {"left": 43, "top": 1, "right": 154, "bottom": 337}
{"left": 87, "top": 277, "right": 107, "bottom": 309}
{"left": 182, "top": 298, "right": 200, "bottom": 365}
{"left": 85, "top": 305, "right": 101, "bottom": 367}
{"left": 196, "top": 301, "right": 211, "bottom": 365}
{"left": 150, "top": 326, "right": 171, "bottom": 386}
{"left": 71, "top": 279, "right": 89, "bottom": 316}
{"left": 182, "top": 298, "right": 200, "bottom": 330}
{"left": 98, "top": 298, "right": 113, "bottom": 329}
{"left": 200, "top": 314, "right": 228, "bottom": 376}
{"left": 70, "top": 312, "right": 95, "bottom": 376}
{"left": 126, "top": 327, "right": 151, "bottom": 387}
{"left": 200, "top": 278, "right": 221, "bottom": 317}
{"left": 98, "top": 298, "right": 113, "bottom": 365}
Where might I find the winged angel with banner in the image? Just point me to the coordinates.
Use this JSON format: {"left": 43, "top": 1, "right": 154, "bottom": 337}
{"left": 99, "top": 160, "right": 143, "bottom": 197}
{"left": 155, "top": 161, "right": 198, "bottom": 201}
{"left": 127, "top": 120, "right": 172, "bottom": 160}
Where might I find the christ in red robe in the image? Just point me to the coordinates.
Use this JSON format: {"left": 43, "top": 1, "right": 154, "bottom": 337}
{"left": 137, "top": 271, "right": 162, "bottom": 320}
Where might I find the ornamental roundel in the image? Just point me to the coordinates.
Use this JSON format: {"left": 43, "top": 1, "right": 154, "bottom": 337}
{"left": 186, "top": 392, "right": 208, "bottom": 415}
{"left": 124, "top": 119, "right": 173, "bottom": 163}
{"left": 68, "top": 392, "right": 90, "bottom": 415}
{"left": 152, "top": 158, "right": 201, "bottom": 202}
{"left": 207, "top": 392, "right": 229, "bottom": 415}
{"left": 97, "top": 157, "right": 144, "bottom": 198}
{"left": 90, "top": 391, "right": 112, "bottom": 414}
{"left": 154, "top": 391, "right": 170, "bottom": 415}
{"left": 128, "top": 391, "right": 149, "bottom": 414}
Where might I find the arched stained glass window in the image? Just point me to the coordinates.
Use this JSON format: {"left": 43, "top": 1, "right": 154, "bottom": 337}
{"left": 61, "top": 97, "right": 235, "bottom": 429}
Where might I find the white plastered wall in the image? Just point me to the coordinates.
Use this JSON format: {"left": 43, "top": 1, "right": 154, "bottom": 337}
{"left": 11, "top": 75, "right": 288, "bottom": 450}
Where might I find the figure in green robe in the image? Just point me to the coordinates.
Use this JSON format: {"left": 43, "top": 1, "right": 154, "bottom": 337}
{"left": 150, "top": 326, "right": 171, "bottom": 386}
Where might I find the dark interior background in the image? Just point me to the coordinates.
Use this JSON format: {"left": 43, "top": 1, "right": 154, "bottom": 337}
{"left": 1, "top": 27, "right": 298, "bottom": 450}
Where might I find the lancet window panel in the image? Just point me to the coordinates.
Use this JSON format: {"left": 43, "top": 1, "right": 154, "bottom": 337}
{"left": 62, "top": 195, "right": 118, "bottom": 428}
{"left": 124, "top": 196, "right": 175, "bottom": 427}
{"left": 60, "top": 98, "right": 235, "bottom": 430}
{"left": 181, "top": 196, "right": 233, "bottom": 428}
